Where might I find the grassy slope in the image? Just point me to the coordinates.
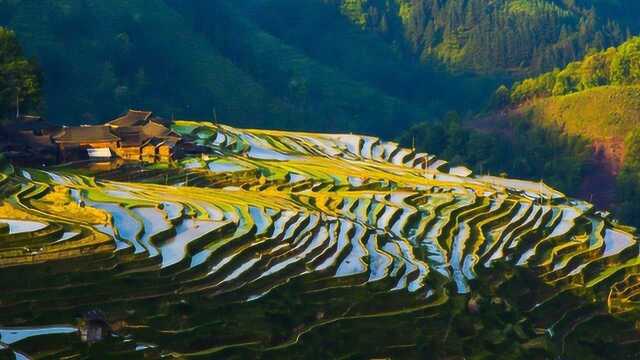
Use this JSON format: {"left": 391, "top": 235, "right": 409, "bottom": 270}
{"left": 500, "top": 85, "right": 640, "bottom": 208}
{"left": 517, "top": 85, "right": 640, "bottom": 141}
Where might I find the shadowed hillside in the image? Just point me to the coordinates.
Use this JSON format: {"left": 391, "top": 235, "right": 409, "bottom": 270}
{"left": 481, "top": 36, "right": 640, "bottom": 226}
{"left": 0, "top": 0, "right": 502, "bottom": 137}
{"left": 2, "top": 0, "right": 638, "bottom": 137}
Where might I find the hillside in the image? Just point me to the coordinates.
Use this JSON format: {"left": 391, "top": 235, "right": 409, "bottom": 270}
{"left": 330, "top": 0, "right": 636, "bottom": 75}
{"left": 1, "top": 0, "right": 638, "bottom": 136}
{"left": 505, "top": 37, "right": 640, "bottom": 167}
{"left": 0, "top": 0, "right": 500, "bottom": 137}
{"left": 471, "top": 36, "right": 640, "bottom": 225}
{"left": 1, "top": 122, "right": 639, "bottom": 358}
{"left": 393, "top": 36, "right": 640, "bottom": 218}
{"left": 515, "top": 85, "right": 640, "bottom": 146}
{"left": 2, "top": 3, "right": 640, "bottom": 359}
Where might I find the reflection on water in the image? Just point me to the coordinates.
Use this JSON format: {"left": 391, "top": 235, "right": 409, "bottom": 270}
{"left": 0, "top": 219, "right": 47, "bottom": 234}
{"left": 0, "top": 326, "right": 77, "bottom": 344}
{"left": 3, "top": 126, "right": 640, "bottom": 359}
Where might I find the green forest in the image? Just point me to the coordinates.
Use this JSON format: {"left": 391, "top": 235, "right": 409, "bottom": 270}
{"left": 0, "top": 0, "right": 493, "bottom": 136}
{"left": 509, "top": 36, "right": 640, "bottom": 102}
{"left": 0, "top": 0, "right": 637, "bottom": 137}
{"left": 397, "top": 111, "right": 592, "bottom": 195}
{"left": 333, "top": 0, "right": 637, "bottom": 75}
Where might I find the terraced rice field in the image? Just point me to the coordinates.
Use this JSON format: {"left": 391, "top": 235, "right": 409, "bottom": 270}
{"left": 0, "top": 121, "right": 639, "bottom": 358}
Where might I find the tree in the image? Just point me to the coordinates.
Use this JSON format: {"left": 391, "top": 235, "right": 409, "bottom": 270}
{"left": 616, "top": 130, "right": 640, "bottom": 224}
{"left": 552, "top": 74, "right": 571, "bottom": 96}
{"left": 611, "top": 37, "right": 640, "bottom": 85}
{"left": 579, "top": 52, "right": 610, "bottom": 89}
{"left": 489, "top": 85, "right": 511, "bottom": 109}
{"left": 0, "top": 27, "right": 42, "bottom": 120}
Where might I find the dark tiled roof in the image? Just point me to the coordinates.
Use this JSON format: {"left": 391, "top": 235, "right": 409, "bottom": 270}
{"left": 49, "top": 110, "right": 179, "bottom": 148}
{"left": 142, "top": 120, "right": 172, "bottom": 138}
{"left": 117, "top": 132, "right": 145, "bottom": 147}
{"left": 110, "top": 120, "right": 180, "bottom": 147}
{"left": 8, "top": 116, "right": 59, "bottom": 132}
{"left": 52, "top": 126, "right": 120, "bottom": 143}
{"left": 108, "top": 110, "right": 153, "bottom": 127}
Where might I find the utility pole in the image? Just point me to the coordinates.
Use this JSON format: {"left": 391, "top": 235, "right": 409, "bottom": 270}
{"left": 15, "top": 89, "right": 20, "bottom": 120}
{"left": 212, "top": 107, "right": 218, "bottom": 124}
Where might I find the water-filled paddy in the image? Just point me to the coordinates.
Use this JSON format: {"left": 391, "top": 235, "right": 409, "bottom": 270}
{"left": 1, "top": 122, "right": 639, "bottom": 359}
{"left": 0, "top": 219, "right": 46, "bottom": 234}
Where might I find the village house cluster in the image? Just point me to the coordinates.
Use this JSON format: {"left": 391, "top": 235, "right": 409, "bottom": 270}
{"left": 1, "top": 110, "right": 182, "bottom": 164}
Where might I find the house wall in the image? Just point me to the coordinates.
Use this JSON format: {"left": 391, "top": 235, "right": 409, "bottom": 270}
{"left": 142, "top": 146, "right": 156, "bottom": 157}
{"left": 57, "top": 141, "right": 119, "bottom": 162}
{"left": 115, "top": 146, "right": 141, "bottom": 160}
{"left": 56, "top": 139, "right": 178, "bottom": 163}
{"left": 158, "top": 145, "right": 172, "bottom": 157}
{"left": 78, "top": 141, "right": 118, "bottom": 149}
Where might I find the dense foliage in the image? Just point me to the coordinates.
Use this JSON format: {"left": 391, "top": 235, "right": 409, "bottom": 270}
{"left": 509, "top": 36, "right": 640, "bottom": 102}
{"left": 398, "top": 112, "right": 593, "bottom": 194}
{"left": 617, "top": 130, "right": 640, "bottom": 226}
{"left": 0, "top": 0, "right": 501, "bottom": 137}
{"left": 331, "top": 0, "right": 634, "bottom": 75}
{"left": 2, "top": 0, "right": 637, "bottom": 136}
{"left": 0, "top": 26, "right": 41, "bottom": 120}
{"left": 488, "top": 35, "right": 640, "bottom": 227}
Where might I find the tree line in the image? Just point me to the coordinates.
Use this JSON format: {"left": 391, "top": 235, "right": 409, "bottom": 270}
{"left": 507, "top": 36, "right": 640, "bottom": 103}
{"left": 397, "top": 112, "right": 592, "bottom": 194}
{"left": 331, "top": 0, "right": 633, "bottom": 75}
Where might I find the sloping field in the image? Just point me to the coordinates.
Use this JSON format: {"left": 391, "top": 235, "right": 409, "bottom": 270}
{"left": 0, "top": 122, "right": 639, "bottom": 358}
{"left": 516, "top": 86, "right": 640, "bottom": 142}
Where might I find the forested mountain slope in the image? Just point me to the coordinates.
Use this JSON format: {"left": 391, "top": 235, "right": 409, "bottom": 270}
{"left": 331, "top": 0, "right": 637, "bottom": 75}
{"left": 1, "top": 0, "right": 636, "bottom": 136}
{"left": 489, "top": 36, "right": 640, "bottom": 227}
{"left": 0, "top": 0, "right": 496, "bottom": 136}
{"left": 506, "top": 36, "right": 640, "bottom": 147}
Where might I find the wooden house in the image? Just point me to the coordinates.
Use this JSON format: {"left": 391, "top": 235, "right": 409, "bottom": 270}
{"left": 52, "top": 110, "right": 181, "bottom": 162}
{"left": 109, "top": 110, "right": 181, "bottom": 160}
{"left": 6, "top": 115, "right": 60, "bottom": 148}
{"left": 52, "top": 126, "right": 120, "bottom": 162}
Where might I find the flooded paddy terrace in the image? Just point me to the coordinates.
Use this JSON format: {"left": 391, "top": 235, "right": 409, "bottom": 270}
{"left": 0, "top": 122, "right": 639, "bottom": 358}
